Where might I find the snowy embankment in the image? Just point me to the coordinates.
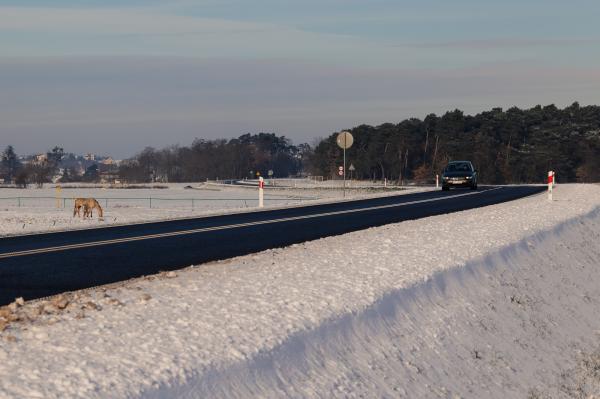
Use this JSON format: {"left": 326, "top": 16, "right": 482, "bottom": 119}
{"left": 0, "top": 184, "right": 599, "bottom": 398}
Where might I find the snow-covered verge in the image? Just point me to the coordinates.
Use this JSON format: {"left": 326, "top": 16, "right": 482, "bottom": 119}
{"left": 172, "top": 210, "right": 600, "bottom": 398}
{"left": 0, "top": 184, "right": 598, "bottom": 398}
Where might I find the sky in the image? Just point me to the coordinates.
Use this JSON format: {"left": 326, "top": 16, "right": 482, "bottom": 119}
{"left": 1, "top": 0, "right": 600, "bottom": 158}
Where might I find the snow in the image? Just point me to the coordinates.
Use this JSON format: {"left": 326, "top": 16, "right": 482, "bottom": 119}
{"left": 0, "top": 184, "right": 599, "bottom": 398}
{"left": 0, "top": 182, "right": 422, "bottom": 237}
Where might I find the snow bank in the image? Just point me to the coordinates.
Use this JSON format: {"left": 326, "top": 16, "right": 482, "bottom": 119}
{"left": 158, "top": 208, "right": 600, "bottom": 398}
{"left": 0, "top": 184, "right": 598, "bottom": 398}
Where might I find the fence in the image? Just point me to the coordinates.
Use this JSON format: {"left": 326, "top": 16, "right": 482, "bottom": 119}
{"left": 0, "top": 196, "right": 317, "bottom": 210}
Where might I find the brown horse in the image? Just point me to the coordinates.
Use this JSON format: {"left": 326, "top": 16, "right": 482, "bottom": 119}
{"left": 73, "top": 198, "right": 104, "bottom": 219}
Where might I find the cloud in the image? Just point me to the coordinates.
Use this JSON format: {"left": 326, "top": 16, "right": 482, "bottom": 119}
{"left": 0, "top": 5, "right": 387, "bottom": 65}
{"left": 402, "top": 38, "right": 600, "bottom": 49}
{"left": 0, "top": 6, "right": 271, "bottom": 35}
{"left": 1, "top": 57, "right": 599, "bottom": 157}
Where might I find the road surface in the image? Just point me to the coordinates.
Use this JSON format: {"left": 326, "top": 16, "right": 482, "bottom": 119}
{"left": 0, "top": 185, "right": 544, "bottom": 305}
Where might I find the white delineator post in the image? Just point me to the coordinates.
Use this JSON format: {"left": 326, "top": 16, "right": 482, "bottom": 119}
{"left": 552, "top": 171, "right": 556, "bottom": 187}
{"left": 436, "top": 174, "right": 439, "bottom": 188}
{"left": 258, "top": 177, "right": 264, "bottom": 208}
{"left": 548, "top": 171, "right": 553, "bottom": 201}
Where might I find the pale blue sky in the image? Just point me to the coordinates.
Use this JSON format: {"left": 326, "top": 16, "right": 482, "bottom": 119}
{"left": 1, "top": 0, "right": 599, "bottom": 157}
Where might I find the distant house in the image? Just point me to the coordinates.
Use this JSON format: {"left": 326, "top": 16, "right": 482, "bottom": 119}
{"left": 98, "top": 162, "right": 120, "bottom": 184}
{"left": 84, "top": 153, "right": 96, "bottom": 161}
{"left": 100, "top": 157, "right": 120, "bottom": 166}
{"left": 99, "top": 171, "right": 120, "bottom": 184}
{"left": 34, "top": 153, "right": 48, "bottom": 164}
{"left": 52, "top": 168, "right": 65, "bottom": 184}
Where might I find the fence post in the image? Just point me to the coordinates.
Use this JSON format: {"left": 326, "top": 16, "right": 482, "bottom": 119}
{"left": 55, "top": 186, "right": 62, "bottom": 209}
{"left": 149, "top": 197, "right": 152, "bottom": 208}
{"left": 548, "top": 171, "right": 553, "bottom": 201}
{"left": 259, "top": 177, "right": 264, "bottom": 208}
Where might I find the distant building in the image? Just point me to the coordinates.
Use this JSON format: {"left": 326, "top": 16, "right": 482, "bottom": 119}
{"left": 98, "top": 162, "right": 119, "bottom": 184}
{"left": 34, "top": 153, "right": 48, "bottom": 164}
{"left": 84, "top": 153, "right": 96, "bottom": 161}
{"left": 52, "top": 168, "right": 64, "bottom": 184}
{"left": 100, "top": 157, "right": 115, "bottom": 165}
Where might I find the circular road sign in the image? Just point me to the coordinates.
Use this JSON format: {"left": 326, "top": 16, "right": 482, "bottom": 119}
{"left": 338, "top": 170, "right": 343, "bottom": 176}
{"left": 336, "top": 131, "right": 354, "bottom": 149}
{"left": 268, "top": 170, "right": 274, "bottom": 176}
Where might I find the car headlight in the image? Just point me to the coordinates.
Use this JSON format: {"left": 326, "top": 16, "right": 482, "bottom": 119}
{"left": 466, "top": 176, "right": 472, "bottom": 179}
{"left": 442, "top": 176, "right": 449, "bottom": 180}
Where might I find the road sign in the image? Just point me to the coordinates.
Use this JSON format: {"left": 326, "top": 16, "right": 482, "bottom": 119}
{"left": 336, "top": 131, "right": 353, "bottom": 198}
{"left": 349, "top": 164, "right": 355, "bottom": 171}
{"left": 338, "top": 166, "right": 343, "bottom": 171}
{"left": 268, "top": 170, "right": 273, "bottom": 176}
{"left": 336, "top": 131, "right": 354, "bottom": 149}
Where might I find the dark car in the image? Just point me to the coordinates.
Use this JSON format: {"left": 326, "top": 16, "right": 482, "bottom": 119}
{"left": 441, "top": 161, "right": 477, "bottom": 190}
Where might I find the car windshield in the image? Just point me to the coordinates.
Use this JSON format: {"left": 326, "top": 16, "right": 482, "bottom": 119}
{"left": 445, "top": 162, "right": 471, "bottom": 172}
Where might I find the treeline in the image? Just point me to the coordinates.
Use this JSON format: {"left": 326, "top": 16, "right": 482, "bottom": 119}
{"left": 0, "top": 146, "right": 65, "bottom": 187}
{"left": 310, "top": 102, "right": 600, "bottom": 183}
{"left": 2, "top": 103, "right": 599, "bottom": 185}
{"left": 119, "top": 133, "right": 310, "bottom": 182}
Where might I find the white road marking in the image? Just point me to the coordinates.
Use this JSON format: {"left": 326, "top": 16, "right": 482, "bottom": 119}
{"left": 0, "top": 188, "right": 503, "bottom": 259}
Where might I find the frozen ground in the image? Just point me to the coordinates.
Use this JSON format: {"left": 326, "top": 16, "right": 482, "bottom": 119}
{"left": 0, "top": 182, "right": 420, "bottom": 236}
{"left": 0, "top": 184, "right": 599, "bottom": 398}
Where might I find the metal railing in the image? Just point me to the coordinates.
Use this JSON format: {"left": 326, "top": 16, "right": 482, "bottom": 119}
{"left": 0, "top": 196, "right": 318, "bottom": 209}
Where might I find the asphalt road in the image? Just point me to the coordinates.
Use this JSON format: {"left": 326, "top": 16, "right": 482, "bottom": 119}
{"left": 0, "top": 185, "right": 545, "bottom": 305}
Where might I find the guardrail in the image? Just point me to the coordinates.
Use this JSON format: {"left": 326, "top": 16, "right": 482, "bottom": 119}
{"left": 0, "top": 196, "right": 317, "bottom": 209}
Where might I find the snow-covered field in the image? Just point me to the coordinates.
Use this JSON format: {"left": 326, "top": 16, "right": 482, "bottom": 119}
{"left": 0, "top": 184, "right": 599, "bottom": 398}
{"left": 0, "top": 182, "right": 416, "bottom": 236}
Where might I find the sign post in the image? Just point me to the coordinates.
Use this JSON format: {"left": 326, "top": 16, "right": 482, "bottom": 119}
{"left": 268, "top": 169, "right": 274, "bottom": 187}
{"left": 258, "top": 177, "right": 265, "bottom": 208}
{"left": 336, "top": 131, "right": 354, "bottom": 198}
